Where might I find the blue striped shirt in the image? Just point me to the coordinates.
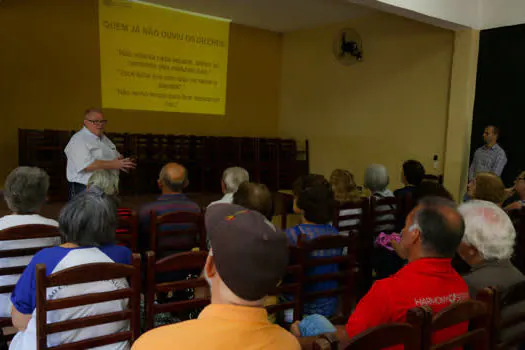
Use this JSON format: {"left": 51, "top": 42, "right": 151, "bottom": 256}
{"left": 286, "top": 224, "right": 342, "bottom": 317}
{"left": 469, "top": 143, "right": 507, "bottom": 180}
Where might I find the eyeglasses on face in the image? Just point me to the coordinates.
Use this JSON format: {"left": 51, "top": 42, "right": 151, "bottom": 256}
{"left": 86, "top": 119, "right": 108, "bottom": 125}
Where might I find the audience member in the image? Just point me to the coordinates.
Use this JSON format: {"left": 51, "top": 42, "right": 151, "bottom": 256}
{"left": 0, "top": 167, "right": 60, "bottom": 318}
{"left": 138, "top": 163, "right": 200, "bottom": 252}
{"left": 364, "top": 164, "right": 395, "bottom": 233}
{"left": 458, "top": 200, "right": 525, "bottom": 344}
{"left": 132, "top": 204, "right": 300, "bottom": 350}
{"left": 468, "top": 125, "right": 507, "bottom": 181}
{"left": 208, "top": 167, "right": 249, "bottom": 207}
{"left": 87, "top": 169, "right": 119, "bottom": 196}
{"left": 329, "top": 169, "right": 362, "bottom": 235}
{"left": 286, "top": 176, "right": 341, "bottom": 318}
{"left": 467, "top": 172, "right": 506, "bottom": 205}
{"left": 394, "top": 160, "right": 425, "bottom": 197}
{"left": 503, "top": 171, "right": 525, "bottom": 211}
{"left": 9, "top": 191, "right": 131, "bottom": 350}
{"left": 458, "top": 200, "right": 524, "bottom": 295}
{"left": 345, "top": 197, "right": 468, "bottom": 347}
{"left": 232, "top": 182, "right": 273, "bottom": 220}
{"left": 413, "top": 181, "right": 454, "bottom": 203}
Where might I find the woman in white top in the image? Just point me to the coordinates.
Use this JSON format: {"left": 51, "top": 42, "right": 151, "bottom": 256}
{"left": 0, "top": 167, "right": 61, "bottom": 317}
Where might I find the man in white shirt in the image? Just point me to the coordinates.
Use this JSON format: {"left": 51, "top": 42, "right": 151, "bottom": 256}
{"left": 64, "top": 109, "right": 136, "bottom": 199}
{"left": 208, "top": 167, "right": 249, "bottom": 207}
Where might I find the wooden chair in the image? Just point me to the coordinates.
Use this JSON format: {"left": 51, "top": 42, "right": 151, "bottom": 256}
{"left": 420, "top": 289, "right": 494, "bottom": 350}
{"left": 370, "top": 196, "right": 398, "bottom": 234}
{"left": 145, "top": 251, "right": 210, "bottom": 331}
{"left": 35, "top": 254, "right": 141, "bottom": 350}
{"left": 341, "top": 307, "right": 427, "bottom": 350}
{"left": 0, "top": 224, "right": 62, "bottom": 348}
{"left": 490, "top": 281, "right": 525, "bottom": 349}
{"left": 332, "top": 199, "right": 369, "bottom": 236}
{"left": 312, "top": 333, "right": 339, "bottom": 350}
{"left": 265, "top": 264, "right": 303, "bottom": 324}
{"left": 297, "top": 234, "right": 358, "bottom": 324}
{"left": 273, "top": 192, "right": 295, "bottom": 230}
{"left": 149, "top": 211, "right": 206, "bottom": 256}
{"left": 116, "top": 210, "right": 138, "bottom": 253}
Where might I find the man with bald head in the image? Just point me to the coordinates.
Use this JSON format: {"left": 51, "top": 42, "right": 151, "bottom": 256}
{"left": 138, "top": 163, "right": 200, "bottom": 253}
{"left": 65, "top": 108, "right": 136, "bottom": 199}
{"left": 341, "top": 197, "right": 469, "bottom": 348}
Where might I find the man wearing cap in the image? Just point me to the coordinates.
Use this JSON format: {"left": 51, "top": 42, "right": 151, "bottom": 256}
{"left": 132, "top": 204, "right": 300, "bottom": 350}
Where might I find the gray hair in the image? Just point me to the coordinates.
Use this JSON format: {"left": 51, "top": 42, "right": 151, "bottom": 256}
{"left": 87, "top": 170, "right": 119, "bottom": 195}
{"left": 84, "top": 108, "right": 103, "bottom": 119}
{"left": 4, "top": 167, "right": 49, "bottom": 214}
{"left": 459, "top": 200, "right": 516, "bottom": 260}
{"left": 59, "top": 191, "right": 117, "bottom": 247}
{"left": 222, "top": 167, "right": 249, "bottom": 193}
{"left": 364, "top": 164, "right": 389, "bottom": 193}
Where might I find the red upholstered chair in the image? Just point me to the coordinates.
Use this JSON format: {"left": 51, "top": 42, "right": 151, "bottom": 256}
{"left": 35, "top": 254, "right": 142, "bottom": 350}
{"left": 144, "top": 251, "right": 210, "bottom": 331}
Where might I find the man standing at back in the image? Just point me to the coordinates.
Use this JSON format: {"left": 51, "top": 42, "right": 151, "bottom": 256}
{"left": 469, "top": 125, "right": 507, "bottom": 181}
{"left": 132, "top": 204, "right": 300, "bottom": 350}
{"left": 138, "top": 162, "right": 200, "bottom": 252}
{"left": 343, "top": 197, "right": 469, "bottom": 348}
{"left": 64, "top": 109, "right": 135, "bottom": 199}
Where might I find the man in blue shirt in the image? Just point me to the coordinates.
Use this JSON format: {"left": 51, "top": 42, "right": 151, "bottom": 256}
{"left": 469, "top": 125, "right": 507, "bottom": 181}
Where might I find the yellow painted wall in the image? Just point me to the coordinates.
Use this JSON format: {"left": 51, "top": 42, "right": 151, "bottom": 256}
{"left": 0, "top": 0, "right": 282, "bottom": 183}
{"left": 279, "top": 12, "right": 455, "bottom": 190}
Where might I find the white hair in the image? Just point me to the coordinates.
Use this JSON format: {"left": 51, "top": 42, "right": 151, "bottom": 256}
{"left": 364, "top": 164, "right": 389, "bottom": 193}
{"left": 87, "top": 170, "right": 119, "bottom": 196}
{"left": 222, "top": 167, "right": 249, "bottom": 193}
{"left": 459, "top": 200, "right": 516, "bottom": 260}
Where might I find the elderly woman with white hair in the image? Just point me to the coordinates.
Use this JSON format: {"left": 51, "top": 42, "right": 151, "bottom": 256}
{"left": 458, "top": 200, "right": 524, "bottom": 296}
{"left": 208, "top": 166, "right": 249, "bottom": 207}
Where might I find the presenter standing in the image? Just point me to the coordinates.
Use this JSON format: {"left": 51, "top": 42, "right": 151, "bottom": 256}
{"left": 64, "top": 109, "right": 136, "bottom": 199}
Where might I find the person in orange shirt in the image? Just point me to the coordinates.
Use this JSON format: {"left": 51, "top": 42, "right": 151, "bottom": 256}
{"left": 132, "top": 204, "right": 300, "bottom": 350}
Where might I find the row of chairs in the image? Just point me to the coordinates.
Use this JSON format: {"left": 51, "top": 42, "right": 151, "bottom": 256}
{"left": 314, "top": 283, "right": 525, "bottom": 350}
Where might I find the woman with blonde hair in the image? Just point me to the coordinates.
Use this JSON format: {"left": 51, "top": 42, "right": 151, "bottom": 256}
{"left": 329, "top": 169, "right": 362, "bottom": 235}
{"left": 329, "top": 169, "right": 361, "bottom": 204}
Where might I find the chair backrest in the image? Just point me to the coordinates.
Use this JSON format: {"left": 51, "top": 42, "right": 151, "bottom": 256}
{"left": 297, "top": 233, "right": 358, "bottom": 322}
{"left": 420, "top": 291, "right": 493, "bottom": 350}
{"left": 265, "top": 264, "right": 303, "bottom": 323}
{"left": 313, "top": 333, "right": 339, "bottom": 350}
{"left": 149, "top": 211, "right": 205, "bottom": 255}
{"left": 0, "top": 224, "right": 62, "bottom": 295}
{"left": 490, "top": 281, "right": 525, "bottom": 349}
{"left": 343, "top": 307, "right": 427, "bottom": 350}
{"left": 116, "top": 210, "right": 138, "bottom": 253}
{"left": 273, "top": 192, "right": 295, "bottom": 230}
{"left": 370, "top": 196, "right": 398, "bottom": 233}
{"left": 332, "top": 198, "right": 369, "bottom": 235}
{"left": 35, "top": 254, "right": 141, "bottom": 350}
{"left": 145, "top": 250, "right": 210, "bottom": 331}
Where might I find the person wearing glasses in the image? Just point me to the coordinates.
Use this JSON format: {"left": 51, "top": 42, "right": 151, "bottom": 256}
{"left": 64, "top": 108, "right": 136, "bottom": 199}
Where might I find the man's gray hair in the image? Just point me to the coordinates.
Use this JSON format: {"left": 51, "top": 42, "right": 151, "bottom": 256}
{"left": 222, "top": 167, "right": 249, "bottom": 193}
{"left": 87, "top": 170, "right": 119, "bottom": 195}
{"left": 459, "top": 200, "right": 515, "bottom": 260}
{"left": 4, "top": 167, "right": 49, "bottom": 214}
{"left": 59, "top": 191, "right": 117, "bottom": 247}
{"left": 364, "top": 164, "right": 389, "bottom": 193}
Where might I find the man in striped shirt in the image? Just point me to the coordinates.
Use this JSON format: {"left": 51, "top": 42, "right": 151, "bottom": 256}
{"left": 468, "top": 125, "right": 507, "bottom": 181}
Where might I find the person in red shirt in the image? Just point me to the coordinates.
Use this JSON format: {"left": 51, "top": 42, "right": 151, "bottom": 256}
{"left": 344, "top": 196, "right": 469, "bottom": 347}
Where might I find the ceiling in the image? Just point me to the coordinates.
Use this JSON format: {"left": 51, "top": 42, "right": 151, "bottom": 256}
{"left": 142, "top": 0, "right": 373, "bottom": 32}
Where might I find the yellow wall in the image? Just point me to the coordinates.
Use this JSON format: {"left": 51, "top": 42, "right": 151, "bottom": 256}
{"left": 0, "top": 0, "right": 282, "bottom": 182}
{"left": 279, "top": 12, "right": 455, "bottom": 190}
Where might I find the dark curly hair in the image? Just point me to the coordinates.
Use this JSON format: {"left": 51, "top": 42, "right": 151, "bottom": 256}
{"left": 294, "top": 175, "right": 335, "bottom": 224}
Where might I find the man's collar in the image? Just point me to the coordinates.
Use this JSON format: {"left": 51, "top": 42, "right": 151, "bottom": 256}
{"left": 198, "top": 304, "right": 270, "bottom": 324}
{"left": 470, "top": 259, "right": 511, "bottom": 272}
{"left": 82, "top": 126, "right": 103, "bottom": 140}
{"left": 484, "top": 143, "right": 499, "bottom": 150}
